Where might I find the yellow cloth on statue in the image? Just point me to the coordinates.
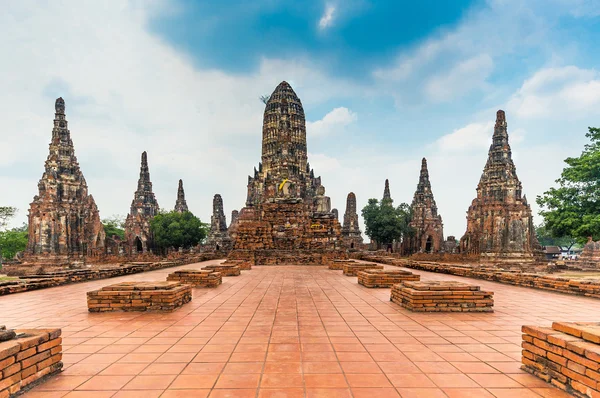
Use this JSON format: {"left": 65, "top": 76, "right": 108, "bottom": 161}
{"left": 278, "top": 179, "right": 289, "bottom": 191}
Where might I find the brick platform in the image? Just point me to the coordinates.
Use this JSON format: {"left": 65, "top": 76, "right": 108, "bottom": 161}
{"left": 357, "top": 269, "right": 420, "bottom": 288}
{"left": 86, "top": 281, "right": 192, "bottom": 312}
{"left": 201, "top": 264, "right": 241, "bottom": 276}
{"left": 166, "top": 269, "right": 222, "bottom": 287}
{"left": 342, "top": 263, "right": 383, "bottom": 276}
{"left": 0, "top": 328, "right": 62, "bottom": 397}
{"left": 328, "top": 259, "right": 357, "bottom": 270}
{"left": 391, "top": 280, "right": 494, "bottom": 312}
{"left": 220, "top": 259, "right": 252, "bottom": 270}
{"left": 522, "top": 322, "right": 600, "bottom": 397}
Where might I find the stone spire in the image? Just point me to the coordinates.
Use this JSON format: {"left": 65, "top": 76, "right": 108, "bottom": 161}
{"left": 403, "top": 158, "right": 444, "bottom": 254}
{"left": 26, "top": 97, "right": 106, "bottom": 259}
{"left": 332, "top": 208, "right": 339, "bottom": 220}
{"left": 460, "top": 110, "right": 541, "bottom": 260}
{"left": 174, "top": 179, "right": 188, "bottom": 213}
{"left": 230, "top": 210, "right": 239, "bottom": 229}
{"left": 206, "top": 194, "right": 232, "bottom": 251}
{"left": 342, "top": 192, "right": 363, "bottom": 249}
{"left": 124, "top": 151, "right": 159, "bottom": 253}
{"left": 246, "top": 81, "right": 322, "bottom": 206}
{"left": 383, "top": 179, "right": 392, "bottom": 202}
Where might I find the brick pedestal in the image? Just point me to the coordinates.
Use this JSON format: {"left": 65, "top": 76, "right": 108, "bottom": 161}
{"left": 0, "top": 328, "right": 62, "bottom": 397}
{"left": 220, "top": 260, "right": 252, "bottom": 270}
{"left": 201, "top": 265, "right": 241, "bottom": 276}
{"left": 391, "top": 281, "right": 494, "bottom": 312}
{"left": 167, "top": 270, "right": 222, "bottom": 287}
{"left": 522, "top": 322, "right": 600, "bottom": 398}
{"left": 328, "top": 260, "right": 357, "bottom": 270}
{"left": 342, "top": 263, "right": 383, "bottom": 276}
{"left": 87, "top": 281, "right": 192, "bottom": 312}
{"left": 357, "top": 269, "right": 420, "bottom": 288}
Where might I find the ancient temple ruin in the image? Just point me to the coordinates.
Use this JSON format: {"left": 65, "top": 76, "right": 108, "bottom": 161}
{"left": 229, "top": 81, "right": 344, "bottom": 265}
{"left": 341, "top": 192, "right": 363, "bottom": 249}
{"left": 25, "top": 97, "right": 105, "bottom": 262}
{"left": 173, "top": 179, "right": 189, "bottom": 213}
{"left": 383, "top": 179, "right": 392, "bottom": 202}
{"left": 124, "top": 152, "right": 159, "bottom": 254}
{"left": 460, "top": 110, "right": 541, "bottom": 262}
{"left": 403, "top": 158, "right": 444, "bottom": 254}
{"left": 205, "top": 194, "right": 233, "bottom": 252}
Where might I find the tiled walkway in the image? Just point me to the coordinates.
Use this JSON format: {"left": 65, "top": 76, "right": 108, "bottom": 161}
{"left": 3, "top": 260, "right": 599, "bottom": 398}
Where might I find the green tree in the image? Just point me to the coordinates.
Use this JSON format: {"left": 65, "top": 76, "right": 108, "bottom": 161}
{"left": 535, "top": 224, "right": 577, "bottom": 251}
{"left": 537, "top": 127, "right": 600, "bottom": 244}
{"left": 0, "top": 207, "right": 17, "bottom": 230}
{"left": 150, "top": 210, "right": 208, "bottom": 253}
{"left": 361, "top": 198, "right": 412, "bottom": 248}
{"left": 102, "top": 215, "right": 126, "bottom": 240}
{"left": 0, "top": 224, "right": 28, "bottom": 260}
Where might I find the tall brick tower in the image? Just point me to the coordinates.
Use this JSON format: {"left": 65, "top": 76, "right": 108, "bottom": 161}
{"left": 26, "top": 97, "right": 105, "bottom": 262}
{"left": 460, "top": 110, "right": 541, "bottom": 262}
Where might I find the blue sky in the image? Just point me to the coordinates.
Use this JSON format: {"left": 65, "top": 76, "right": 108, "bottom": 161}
{"left": 2, "top": 0, "right": 600, "bottom": 238}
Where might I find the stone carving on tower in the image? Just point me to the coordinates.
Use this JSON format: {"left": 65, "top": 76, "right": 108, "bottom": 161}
{"left": 460, "top": 110, "right": 542, "bottom": 262}
{"left": 341, "top": 192, "right": 363, "bottom": 249}
{"left": 205, "top": 194, "right": 232, "bottom": 251}
{"left": 174, "top": 179, "right": 189, "bottom": 213}
{"left": 124, "top": 151, "right": 159, "bottom": 254}
{"left": 229, "top": 81, "right": 345, "bottom": 265}
{"left": 402, "top": 158, "right": 444, "bottom": 254}
{"left": 25, "top": 97, "right": 106, "bottom": 263}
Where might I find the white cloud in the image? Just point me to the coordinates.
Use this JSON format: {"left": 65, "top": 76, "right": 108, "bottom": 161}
{"left": 507, "top": 66, "right": 600, "bottom": 119}
{"left": 435, "top": 121, "right": 494, "bottom": 153}
{"left": 318, "top": 4, "right": 336, "bottom": 30}
{"left": 425, "top": 54, "right": 493, "bottom": 102}
{"left": 306, "top": 107, "right": 357, "bottom": 136}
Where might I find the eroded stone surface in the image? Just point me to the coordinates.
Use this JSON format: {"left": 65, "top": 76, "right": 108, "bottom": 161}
{"left": 25, "top": 98, "right": 105, "bottom": 263}
{"left": 173, "top": 179, "right": 189, "bottom": 213}
{"left": 229, "top": 81, "right": 344, "bottom": 265}
{"left": 124, "top": 151, "right": 159, "bottom": 254}
{"left": 460, "top": 110, "right": 542, "bottom": 262}
{"left": 403, "top": 158, "right": 444, "bottom": 254}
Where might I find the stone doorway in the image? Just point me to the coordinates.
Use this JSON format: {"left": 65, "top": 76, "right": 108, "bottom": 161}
{"left": 425, "top": 236, "right": 433, "bottom": 253}
{"left": 134, "top": 237, "right": 143, "bottom": 253}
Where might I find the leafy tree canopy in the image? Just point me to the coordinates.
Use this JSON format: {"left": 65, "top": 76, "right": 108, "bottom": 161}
{"left": 0, "top": 224, "right": 28, "bottom": 261}
{"left": 0, "top": 207, "right": 17, "bottom": 230}
{"left": 361, "top": 198, "right": 412, "bottom": 246}
{"left": 537, "top": 127, "right": 600, "bottom": 244}
{"left": 102, "top": 214, "right": 126, "bottom": 240}
{"left": 150, "top": 210, "right": 208, "bottom": 253}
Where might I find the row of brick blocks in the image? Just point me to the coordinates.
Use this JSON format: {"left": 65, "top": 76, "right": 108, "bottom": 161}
{"left": 522, "top": 322, "right": 600, "bottom": 398}
{"left": 0, "top": 329, "right": 62, "bottom": 398}
{"left": 87, "top": 264, "right": 244, "bottom": 313}
{"left": 328, "top": 260, "right": 494, "bottom": 313}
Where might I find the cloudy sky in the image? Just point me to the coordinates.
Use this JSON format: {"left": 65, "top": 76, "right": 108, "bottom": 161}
{"left": 2, "top": 0, "right": 600, "bottom": 238}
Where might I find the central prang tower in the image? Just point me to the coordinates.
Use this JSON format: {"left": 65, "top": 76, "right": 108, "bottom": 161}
{"left": 246, "top": 81, "right": 321, "bottom": 205}
{"left": 230, "top": 81, "right": 345, "bottom": 265}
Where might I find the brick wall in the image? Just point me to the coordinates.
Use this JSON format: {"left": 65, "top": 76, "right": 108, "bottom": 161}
{"left": 0, "top": 329, "right": 62, "bottom": 397}
{"left": 522, "top": 322, "right": 600, "bottom": 397}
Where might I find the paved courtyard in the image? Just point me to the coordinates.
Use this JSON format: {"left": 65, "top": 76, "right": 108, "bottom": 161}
{"left": 3, "top": 260, "right": 599, "bottom": 398}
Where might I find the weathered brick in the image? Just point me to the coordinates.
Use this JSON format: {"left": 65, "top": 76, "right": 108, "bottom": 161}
{"left": 1, "top": 362, "right": 20, "bottom": 378}
{"left": 15, "top": 347, "right": 36, "bottom": 362}
{"left": 37, "top": 338, "right": 62, "bottom": 353}
{"left": 0, "top": 373, "right": 21, "bottom": 391}
{"left": 21, "top": 350, "right": 51, "bottom": 369}
{"left": 0, "top": 341, "right": 20, "bottom": 362}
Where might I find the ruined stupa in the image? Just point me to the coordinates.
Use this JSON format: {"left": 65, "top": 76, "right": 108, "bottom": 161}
{"left": 174, "top": 179, "right": 189, "bottom": 213}
{"left": 229, "top": 81, "right": 344, "bottom": 265}
{"left": 124, "top": 151, "right": 159, "bottom": 254}
{"left": 205, "top": 194, "right": 233, "bottom": 251}
{"left": 25, "top": 97, "right": 105, "bottom": 263}
{"left": 403, "top": 158, "right": 444, "bottom": 254}
{"left": 460, "top": 110, "right": 541, "bottom": 262}
{"left": 341, "top": 192, "right": 363, "bottom": 249}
